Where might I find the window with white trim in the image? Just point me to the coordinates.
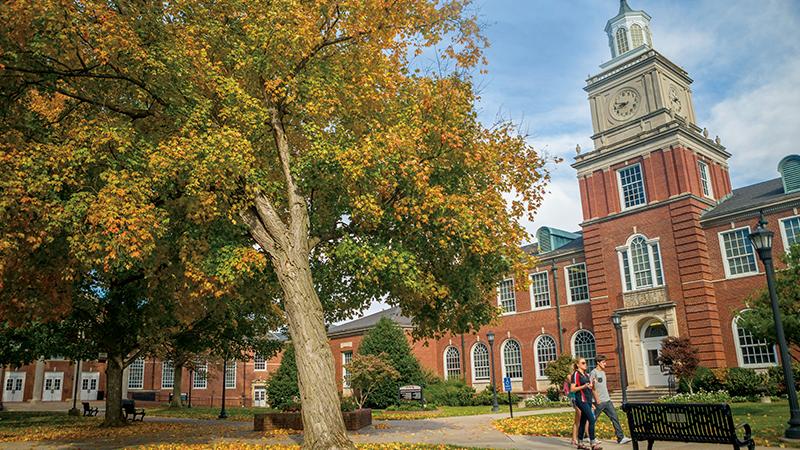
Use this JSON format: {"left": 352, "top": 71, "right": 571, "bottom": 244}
{"left": 630, "top": 24, "right": 644, "bottom": 47}
{"left": 618, "top": 235, "right": 664, "bottom": 291}
{"left": 254, "top": 354, "right": 266, "bottom": 371}
{"left": 444, "top": 347, "right": 461, "bottom": 380}
{"left": 497, "top": 279, "right": 516, "bottom": 314}
{"left": 698, "top": 161, "right": 714, "bottom": 198}
{"left": 572, "top": 330, "right": 597, "bottom": 372}
{"left": 565, "top": 263, "right": 590, "bottom": 303}
{"left": 472, "top": 343, "right": 490, "bottom": 382}
{"left": 780, "top": 216, "right": 800, "bottom": 251}
{"left": 342, "top": 351, "right": 353, "bottom": 388}
{"left": 225, "top": 360, "right": 236, "bottom": 389}
{"left": 501, "top": 340, "right": 523, "bottom": 380}
{"left": 616, "top": 28, "right": 630, "bottom": 55}
{"left": 535, "top": 335, "right": 557, "bottom": 379}
{"left": 733, "top": 314, "right": 777, "bottom": 368}
{"left": 530, "top": 272, "right": 550, "bottom": 309}
{"left": 128, "top": 358, "right": 144, "bottom": 390}
{"left": 193, "top": 362, "right": 208, "bottom": 389}
{"left": 720, "top": 228, "right": 758, "bottom": 277}
{"left": 161, "top": 361, "right": 174, "bottom": 389}
{"left": 617, "top": 164, "right": 647, "bottom": 209}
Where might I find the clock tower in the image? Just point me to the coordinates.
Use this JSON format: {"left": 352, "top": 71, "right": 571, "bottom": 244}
{"left": 573, "top": 0, "right": 734, "bottom": 389}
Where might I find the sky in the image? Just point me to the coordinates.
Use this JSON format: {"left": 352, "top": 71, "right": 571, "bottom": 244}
{"left": 355, "top": 0, "right": 800, "bottom": 318}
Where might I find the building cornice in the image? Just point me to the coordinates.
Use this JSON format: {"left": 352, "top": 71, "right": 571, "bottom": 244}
{"left": 699, "top": 196, "right": 800, "bottom": 226}
{"left": 580, "top": 193, "right": 715, "bottom": 228}
{"left": 585, "top": 49, "right": 691, "bottom": 92}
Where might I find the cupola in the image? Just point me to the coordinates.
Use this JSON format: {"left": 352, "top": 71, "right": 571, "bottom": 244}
{"left": 779, "top": 155, "right": 800, "bottom": 194}
{"left": 604, "top": 0, "right": 653, "bottom": 61}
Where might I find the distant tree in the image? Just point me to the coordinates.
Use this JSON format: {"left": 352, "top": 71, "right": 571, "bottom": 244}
{"left": 658, "top": 336, "right": 700, "bottom": 393}
{"left": 266, "top": 346, "right": 300, "bottom": 411}
{"left": 738, "top": 244, "right": 800, "bottom": 348}
{"left": 357, "top": 317, "right": 425, "bottom": 408}
{"left": 347, "top": 353, "right": 400, "bottom": 409}
{"left": 543, "top": 354, "right": 575, "bottom": 393}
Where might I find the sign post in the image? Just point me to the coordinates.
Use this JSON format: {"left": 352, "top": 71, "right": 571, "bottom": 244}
{"left": 502, "top": 377, "right": 513, "bottom": 418}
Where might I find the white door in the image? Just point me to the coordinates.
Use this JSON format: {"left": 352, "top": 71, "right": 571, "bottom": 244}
{"left": 253, "top": 388, "right": 267, "bottom": 407}
{"left": 2, "top": 372, "right": 26, "bottom": 402}
{"left": 43, "top": 372, "right": 64, "bottom": 401}
{"left": 641, "top": 322, "right": 670, "bottom": 387}
{"left": 80, "top": 372, "right": 100, "bottom": 401}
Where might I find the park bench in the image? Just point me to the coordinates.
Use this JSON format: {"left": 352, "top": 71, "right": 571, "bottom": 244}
{"left": 82, "top": 402, "right": 99, "bottom": 417}
{"left": 121, "top": 399, "right": 146, "bottom": 422}
{"left": 623, "top": 402, "right": 755, "bottom": 450}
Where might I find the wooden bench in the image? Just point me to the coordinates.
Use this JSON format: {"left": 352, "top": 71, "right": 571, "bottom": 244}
{"left": 121, "top": 399, "right": 146, "bottom": 422}
{"left": 82, "top": 402, "right": 99, "bottom": 417}
{"left": 623, "top": 402, "right": 755, "bottom": 450}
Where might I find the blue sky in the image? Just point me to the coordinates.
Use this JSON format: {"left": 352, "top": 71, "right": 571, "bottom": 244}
{"left": 471, "top": 0, "right": 800, "bottom": 237}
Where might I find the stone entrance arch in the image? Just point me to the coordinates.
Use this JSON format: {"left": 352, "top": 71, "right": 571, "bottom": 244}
{"left": 615, "top": 306, "right": 679, "bottom": 390}
{"left": 640, "top": 321, "right": 669, "bottom": 387}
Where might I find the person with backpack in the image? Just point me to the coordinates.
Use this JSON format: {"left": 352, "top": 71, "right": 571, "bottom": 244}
{"left": 564, "top": 363, "right": 586, "bottom": 446}
{"left": 570, "top": 357, "right": 602, "bottom": 450}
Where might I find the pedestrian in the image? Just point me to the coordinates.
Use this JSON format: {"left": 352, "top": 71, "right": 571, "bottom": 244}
{"left": 570, "top": 357, "right": 602, "bottom": 450}
{"left": 590, "top": 355, "right": 631, "bottom": 444}
{"left": 565, "top": 360, "right": 588, "bottom": 446}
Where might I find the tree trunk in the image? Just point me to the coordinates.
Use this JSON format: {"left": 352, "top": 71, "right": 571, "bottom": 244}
{"left": 277, "top": 250, "right": 354, "bottom": 449}
{"left": 103, "top": 354, "right": 126, "bottom": 426}
{"left": 170, "top": 362, "right": 184, "bottom": 408}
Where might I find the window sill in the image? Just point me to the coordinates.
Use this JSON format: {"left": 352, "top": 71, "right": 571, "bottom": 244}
{"left": 566, "top": 300, "right": 590, "bottom": 306}
{"left": 741, "top": 363, "right": 777, "bottom": 370}
{"left": 500, "top": 311, "right": 517, "bottom": 316}
{"left": 724, "top": 271, "right": 760, "bottom": 280}
{"left": 531, "top": 306, "right": 552, "bottom": 312}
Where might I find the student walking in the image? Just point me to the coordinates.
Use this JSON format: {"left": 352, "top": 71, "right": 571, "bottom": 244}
{"left": 590, "top": 355, "right": 631, "bottom": 445}
{"left": 570, "top": 357, "right": 602, "bottom": 450}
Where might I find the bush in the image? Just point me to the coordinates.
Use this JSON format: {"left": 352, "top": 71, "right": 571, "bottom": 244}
{"left": 767, "top": 363, "right": 800, "bottom": 396}
{"left": 543, "top": 354, "right": 574, "bottom": 390}
{"left": 657, "top": 390, "right": 731, "bottom": 404}
{"left": 679, "top": 366, "right": 723, "bottom": 393}
{"left": 357, "top": 317, "right": 425, "bottom": 409}
{"left": 340, "top": 395, "right": 358, "bottom": 412}
{"left": 474, "top": 385, "right": 520, "bottom": 405}
{"left": 423, "top": 379, "right": 476, "bottom": 407}
{"left": 265, "top": 346, "right": 300, "bottom": 411}
{"left": 546, "top": 386, "right": 561, "bottom": 402}
{"left": 348, "top": 353, "right": 400, "bottom": 409}
{"left": 725, "top": 367, "right": 764, "bottom": 397}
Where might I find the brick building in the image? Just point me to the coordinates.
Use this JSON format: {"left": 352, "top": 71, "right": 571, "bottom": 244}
{"left": 4, "top": 0, "right": 800, "bottom": 406}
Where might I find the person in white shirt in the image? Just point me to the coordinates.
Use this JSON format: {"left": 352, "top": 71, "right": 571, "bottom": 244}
{"left": 590, "top": 355, "right": 631, "bottom": 445}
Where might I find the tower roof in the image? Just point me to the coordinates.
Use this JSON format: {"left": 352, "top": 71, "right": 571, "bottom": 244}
{"left": 619, "top": 0, "right": 634, "bottom": 14}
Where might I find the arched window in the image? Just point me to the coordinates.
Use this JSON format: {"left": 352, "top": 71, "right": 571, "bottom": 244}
{"left": 631, "top": 24, "right": 644, "bottom": 47}
{"left": 618, "top": 234, "right": 664, "bottom": 291}
{"left": 572, "top": 330, "right": 597, "bottom": 372}
{"left": 444, "top": 346, "right": 461, "bottom": 380}
{"left": 616, "top": 28, "right": 630, "bottom": 55}
{"left": 535, "top": 335, "right": 558, "bottom": 379}
{"left": 502, "top": 339, "right": 523, "bottom": 380}
{"left": 644, "top": 323, "right": 668, "bottom": 339}
{"left": 733, "top": 313, "right": 777, "bottom": 368}
{"left": 471, "top": 343, "right": 490, "bottom": 382}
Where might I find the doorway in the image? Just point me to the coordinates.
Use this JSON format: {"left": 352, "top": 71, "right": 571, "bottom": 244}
{"left": 2, "top": 372, "right": 25, "bottom": 402}
{"left": 81, "top": 372, "right": 100, "bottom": 401}
{"left": 640, "top": 322, "right": 669, "bottom": 387}
{"left": 43, "top": 372, "right": 64, "bottom": 401}
{"left": 253, "top": 387, "right": 267, "bottom": 407}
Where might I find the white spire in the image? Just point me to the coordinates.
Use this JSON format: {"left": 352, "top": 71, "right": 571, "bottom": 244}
{"left": 604, "top": 0, "right": 653, "bottom": 62}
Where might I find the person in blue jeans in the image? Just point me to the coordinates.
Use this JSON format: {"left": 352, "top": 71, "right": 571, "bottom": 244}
{"left": 570, "top": 357, "right": 602, "bottom": 450}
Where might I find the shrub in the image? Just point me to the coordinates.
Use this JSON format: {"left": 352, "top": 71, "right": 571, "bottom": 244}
{"left": 546, "top": 386, "right": 561, "bottom": 402}
{"left": 340, "top": 395, "right": 358, "bottom": 412}
{"left": 543, "top": 354, "right": 574, "bottom": 390}
{"left": 725, "top": 367, "right": 764, "bottom": 397}
{"left": 657, "top": 390, "right": 731, "bottom": 404}
{"left": 348, "top": 353, "right": 400, "bottom": 409}
{"left": 767, "top": 363, "right": 800, "bottom": 396}
{"left": 357, "top": 317, "right": 425, "bottom": 409}
{"left": 423, "top": 378, "right": 476, "bottom": 407}
{"left": 265, "top": 346, "right": 300, "bottom": 411}
{"left": 658, "top": 336, "right": 700, "bottom": 393}
{"left": 474, "top": 385, "right": 520, "bottom": 405}
{"left": 679, "top": 366, "right": 723, "bottom": 393}
{"left": 524, "top": 394, "right": 551, "bottom": 407}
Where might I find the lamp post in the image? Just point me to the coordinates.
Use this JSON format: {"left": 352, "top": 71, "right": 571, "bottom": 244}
{"left": 749, "top": 214, "right": 800, "bottom": 440}
{"left": 188, "top": 369, "right": 193, "bottom": 408}
{"left": 611, "top": 313, "right": 628, "bottom": 405}
{"left": 487, "top": 331, "right": 499, "bottom": 412}
{"left": 218, "top": 360, "right": 228, "bottom": 419}
{"left": 68, "top": 359, "right": 82, "bottom": 416}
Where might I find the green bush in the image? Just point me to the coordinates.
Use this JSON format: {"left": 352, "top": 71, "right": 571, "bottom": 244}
{"left": 357, "top": 317, "right": 425, "bottom": 409}
{"left": 543, "top": 354, "right": 574, "bottom": 389}
{"left": 265, "top": 345, "right": 300, "bottom": 411}
{"left": 340, "top": 395, "right": 358, "bottom": 412}
{"left": 546, "top": 386, "right": 561, "bottom": 402}
{"left": 725, "top": 367, "right": 764, "bottom": 397}
{"left": 657, "top": 390, "right": 731, "bottom": 404}
{"left": 679, "top": 366, "right": 724, "bottom": 393}
{"left": 474, "top": 385, "right": 520, "bottom": 405}
{"left": 767, "top": 363, "right": 800, "bottom": 396}
{"left": 423, "top": 378, "right": 476, "bottom": 407}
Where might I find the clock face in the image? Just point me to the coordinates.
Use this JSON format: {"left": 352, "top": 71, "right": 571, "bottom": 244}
{"left": 609, "top": 88, "right": 641, "bottom": 121}
{"left": 669, "top": 86, "right": 682, "bottom": 113}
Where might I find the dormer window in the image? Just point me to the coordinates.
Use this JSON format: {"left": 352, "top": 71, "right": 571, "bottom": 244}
{"left": 616, "top": 28, "right": 630, "bottom": 55}
{"left": 630, "top": 24, "right": 644, "bottom": 47}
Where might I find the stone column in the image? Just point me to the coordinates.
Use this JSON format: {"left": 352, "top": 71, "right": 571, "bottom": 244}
{"left": 31, "top": 359, "right": 45, "bottom": 402}
{"left": 121, "top": 366, "right": 129, "bottom": 399}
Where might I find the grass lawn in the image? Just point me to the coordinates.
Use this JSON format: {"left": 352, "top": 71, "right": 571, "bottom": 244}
{"left": 373, "top": 404, "right": 569, "bottom": 420}
{"left": 493, "top": 401, "right": 799, "bottom": 448}
{"left": 147, "top": 405, "right": 276, "bottom": 420}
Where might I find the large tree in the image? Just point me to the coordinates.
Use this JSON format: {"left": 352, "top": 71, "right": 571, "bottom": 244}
{"left": 1, "top": 1, "right": 549, "bottom": 446}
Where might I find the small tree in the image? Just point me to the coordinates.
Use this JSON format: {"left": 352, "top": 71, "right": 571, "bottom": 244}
{"left": 544, "top": 354, "right": 575, "bottom": 394}
{"left": 347, "top": 353, "right": 400, "bottom": 409}
{"left": 658, "top": 336, "right": 700, "bottom": 393}
{"left": 358, "top": 317, "right": 425, "bottom": 408}
{"left": 266, "top": 346, "right": 300, "bottom": 411}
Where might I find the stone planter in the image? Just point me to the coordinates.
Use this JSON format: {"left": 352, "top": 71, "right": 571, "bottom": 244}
{"left": 254, "top": 409, "right": 372, "bottom": 432}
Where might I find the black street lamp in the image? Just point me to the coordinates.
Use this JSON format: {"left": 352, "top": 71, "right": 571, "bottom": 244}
{"left": 218, "top": 360, "right": 228, "bottom": 419}
{"left": 487, "top": 331, "right": 499, "bottom": 413}
{"left": 188, "top": 369, "right": 194, "bottom": 409}
{"left": 68, "top": 359, "right": 82, "bottom": 416}
{"left": 749, "top": 214, "right": 800, "bottom": 440}
{"left": 611, "top": 313, "right": 628, "bottom": 405}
